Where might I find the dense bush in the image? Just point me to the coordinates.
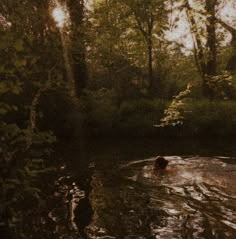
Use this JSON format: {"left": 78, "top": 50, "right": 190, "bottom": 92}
{"left": 117, "top": 99, "right": 166, "bottom": 135}
{"left": 82, "top": 92, "right": 167, "bottom": 136}
{"left": 185, "top": 100, "right": 236, "bottom": 136}
{"left": 79, "top": 90, "right": 236, "bottom": 137}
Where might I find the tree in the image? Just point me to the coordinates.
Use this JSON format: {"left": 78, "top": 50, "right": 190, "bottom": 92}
{"left": 87, "top": 0, "right": 148, "bottom": 102}
{"left": 181, "top": 0, "right": 218, "bottom": 97}
{"left": 88, "top": 0, "right": 169, "bottom": 97}
{"left": 177, "top": 0, "right": 236, "bottom": 97}
{"left": 216, "top": 18, "right": 236, "bottom": 72}
{"left": 205, "top": 0, "right": 217, "bottom": 76}
{"left": 121, "top": 0, "right": 168, "bottom": 94}
{"left": 67, "top": 0, "right": 89, "bottom": 96}
{"left": 0, "top": 2, "right": 62, "bottom": 237}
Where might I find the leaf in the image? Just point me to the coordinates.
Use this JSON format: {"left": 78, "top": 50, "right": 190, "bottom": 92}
{"left": 0, "top": 108, "right": 8, "bottom": 115}
{"left": 13, "top": 39, "right": 24, "bottom": 52}
{"left": 24, "top": 186, "right": 41, "bottom": 194}
{"left": 0, "top": 82, "right": 9, "bottom": 94}
{"left": 6, "top": 179, "right": 21, "bottom": 185}
{"left": 15, "top": 58, "right": 27, "bottom": 68}
{"left": 0, "top": 65, "right": 5, "bottom": 73}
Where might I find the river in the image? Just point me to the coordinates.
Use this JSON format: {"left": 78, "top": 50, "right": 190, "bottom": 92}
{"left": 46, "top": 138, "right": 236, "bottom": 239}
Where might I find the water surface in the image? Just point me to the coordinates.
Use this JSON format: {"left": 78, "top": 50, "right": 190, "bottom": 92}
{"left": 87, "top": 156, "right": 236, "bottom": 238}
{"left": 49, "top": 139, "right": 236, "bottom": 239}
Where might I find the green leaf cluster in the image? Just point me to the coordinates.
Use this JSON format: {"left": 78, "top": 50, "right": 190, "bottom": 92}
{"left": 158, "top": 84, "right": 192, "bottom": 127}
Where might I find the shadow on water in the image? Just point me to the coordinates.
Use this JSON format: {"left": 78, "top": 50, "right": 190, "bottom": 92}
{"left": 46, "top": 138, "right": 95, "bottom": 239}
{"left": 46, "top": 137, "right": 236, "bottom": 238}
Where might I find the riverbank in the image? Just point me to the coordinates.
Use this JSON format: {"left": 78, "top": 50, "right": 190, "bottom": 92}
{"left": 81, "top": 99, "right": 236, "bottom": 138}
{"left": 39, "top": 94, "right": 236, "bottom": 139}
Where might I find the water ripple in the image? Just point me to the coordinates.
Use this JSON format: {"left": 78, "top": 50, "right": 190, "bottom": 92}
{"left": 88, "top": 156, "right": 236, "bottom": 238}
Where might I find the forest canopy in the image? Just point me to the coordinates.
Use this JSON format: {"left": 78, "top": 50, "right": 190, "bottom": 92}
{"left": 0, "top": 0, "right": 236, "bottom": 143}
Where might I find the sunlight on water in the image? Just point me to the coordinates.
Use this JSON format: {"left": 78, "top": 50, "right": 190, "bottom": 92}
{"left": 44, "top": 149, "right": 236, "bottom": 238}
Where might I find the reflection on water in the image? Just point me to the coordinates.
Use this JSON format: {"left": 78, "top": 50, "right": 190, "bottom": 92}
{"left": 87, "top": 156, "right": 236, "bottom": 239}
{"left": 44, "top": 139, "right": 236, "bottom": 239}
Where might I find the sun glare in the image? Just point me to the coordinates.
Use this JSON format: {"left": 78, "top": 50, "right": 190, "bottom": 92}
{"left": 52, "top": 6, "right": 67, "bottom": 28}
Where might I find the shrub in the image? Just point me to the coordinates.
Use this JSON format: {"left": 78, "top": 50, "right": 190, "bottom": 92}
{"left": 185, "top": 100, "right": 236, "bottom": 136}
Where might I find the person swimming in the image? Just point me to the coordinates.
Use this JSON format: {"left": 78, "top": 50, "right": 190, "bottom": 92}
{"left": 154, "top": 156, "right": 169, "bottom": 170}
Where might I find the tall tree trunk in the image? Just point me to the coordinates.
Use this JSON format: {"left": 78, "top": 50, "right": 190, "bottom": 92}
{"left": 186, "top": 5, "right": 205, "bottom": 76}
{"left": 186, "top": 0, "right": 217, "bottom": 98}
{"left": 216, "top": 18, "right": 236, "bottom": 72}
{"left": 186, "top": 1, "right": 208, "bottom": 96}
{"left": 67, "top": 0, "right": 88, "bottom": 97}
{"left": 133, "top": 9, "right": 155, "bottom": 95}
{"left": 226, "top": 35, "right": 236, "bottom": 72}
{"left": 205, "top": 0, "right": 217, "bottom": 76}
{"left": 147, "top": 36, "right": 153, "bottom": 93}
{"left": 203, "top": 0, "right": 217, "bottom": 98}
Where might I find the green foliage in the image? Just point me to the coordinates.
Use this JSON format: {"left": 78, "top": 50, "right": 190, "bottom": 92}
{"left": 117, "top": 99, "right": 166, "bottom": 135}
{"left": 185, "top": 100, "right": 236, "bottom": 136}
{"left": 0, "top": 2, "right": 61, "bottom": 237}
{"left": 84, "top": 89, "right": 119, "bottom": 129}
{"left": 88, "top": 0, "right": 169, "bottom": 94}
{"left": 83, "top": 90, "right": 166, "bottom": 135}
{"left": 80, "top": 92, "right": 236, "bottom": 137}
{"left": 0, "top": 95, "right": 56, "bottom": 238}
{"left": 0, "top": 80, "right": 22, "bottom": 95}
{"left": 206, "top": 71, "right": 233, "bottom": 99}
{"left": 158, "top": 84, "right": 192, "bottom": 127}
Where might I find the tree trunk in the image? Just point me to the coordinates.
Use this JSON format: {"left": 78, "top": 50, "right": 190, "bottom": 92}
{"left": 186, "top": 0, "right": 217, "bottom": 98}
{"left": 186, "top": 1, "right": 206, "bottom": 76}
{"left": 205, "top": 0, "right": 217, "bottom": 76}
{"left": 67, "top": 0, "right": 88, "bottom": 97}
{"left": 216, "top": 18, "right": 236, "bottom": 72}
{"left": 203, "top": 0, "right": 217, "bottom": 98}
{"left": 147, "top": 36, "right": 153, "bottom": 94}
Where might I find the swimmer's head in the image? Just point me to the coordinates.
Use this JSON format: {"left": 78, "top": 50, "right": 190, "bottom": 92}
{"left": 154, "top": 156, "right": 168, "bottom": 170}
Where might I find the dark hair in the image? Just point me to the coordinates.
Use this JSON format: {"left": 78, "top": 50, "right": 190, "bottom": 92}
{"left": 154, "top": 156, "right": 168, "bottom": 170}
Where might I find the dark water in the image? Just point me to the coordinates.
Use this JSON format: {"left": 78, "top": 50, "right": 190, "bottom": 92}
{"left": 47, "top": 138, "right": 236, "bottom": 239}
